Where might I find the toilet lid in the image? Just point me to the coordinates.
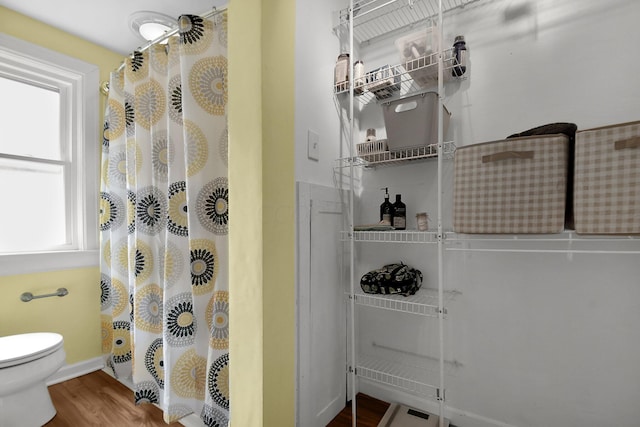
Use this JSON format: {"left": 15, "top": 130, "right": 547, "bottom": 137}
{"left": 0, "top": 332, "right": 64, "bottom": 368}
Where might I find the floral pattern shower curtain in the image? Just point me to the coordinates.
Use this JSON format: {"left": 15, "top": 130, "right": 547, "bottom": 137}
{"left": 99, "top": 13, "right": 229, "bottom": 426}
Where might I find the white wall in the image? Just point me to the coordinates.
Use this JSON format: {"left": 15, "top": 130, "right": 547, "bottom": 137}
{"left": 295, "top": 0, "right": 640, "bottom": 426}
{"left": 444, "top": 0, "right": 640, "bottom": 142}
{"left": 440, "top": 4, "right": 640, "bottom": 426}
{"left": 294, "top": 0, "right": 350, "bottom": 187}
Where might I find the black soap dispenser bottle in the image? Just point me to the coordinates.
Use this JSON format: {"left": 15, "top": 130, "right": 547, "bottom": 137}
{"left": 380, "top": 187, "right": 393, "bottom": 226}
{"left": 392, "top": 194, "right": 406, "bottom": 230}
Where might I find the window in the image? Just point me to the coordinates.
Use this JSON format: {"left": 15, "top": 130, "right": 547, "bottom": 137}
{"left": 0, "top": 34, "right": 99, "bottom": 275}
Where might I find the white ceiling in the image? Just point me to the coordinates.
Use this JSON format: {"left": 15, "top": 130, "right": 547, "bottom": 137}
{"left": 0, "top": 0, "right": 226, "bottom": 55}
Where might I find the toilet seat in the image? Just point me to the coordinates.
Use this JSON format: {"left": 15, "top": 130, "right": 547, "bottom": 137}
{"left": 0, "top": 332, "right": 64, "bottom": 368}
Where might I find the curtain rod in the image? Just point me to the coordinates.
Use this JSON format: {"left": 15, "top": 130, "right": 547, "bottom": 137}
{"left": 114, "top": 6, "right": 227, "bottom": 73}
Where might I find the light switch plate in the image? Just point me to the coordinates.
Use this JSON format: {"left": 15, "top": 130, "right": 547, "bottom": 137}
{"left": 307, "top": 129, "right": 319, "bottom": 161}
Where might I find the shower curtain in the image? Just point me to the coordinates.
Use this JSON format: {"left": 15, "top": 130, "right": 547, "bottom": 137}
{"left": 99, "top": 12, "right": 229, "bottom": 426}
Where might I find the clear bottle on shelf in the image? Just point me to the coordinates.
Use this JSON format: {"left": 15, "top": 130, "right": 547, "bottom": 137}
{"left": 334, "top": 53, "right": 349, "bottom": 92}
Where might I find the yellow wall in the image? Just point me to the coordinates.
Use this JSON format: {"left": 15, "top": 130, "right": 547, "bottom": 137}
{"left": 228, "top": 0, "right": 264, "bottom": 424}
{"left": 261, "top": 1, "right": 296, "bottom": 424}
{"left": 0, "top": 6, "right": 122, "bottom": 122}
{"left": 0, "top": 269, "right": 101, "bottom": 364}
{"left": 2, "top": 3, "right": 298, "bottom": 424}
{"left": 229, "top": 0, "right": 296, "bottom": 425}
{"left": 0, "top": 7, "right": 123, "bottom": 365}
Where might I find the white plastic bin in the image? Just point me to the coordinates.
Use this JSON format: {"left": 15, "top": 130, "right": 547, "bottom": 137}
{"left": 382, "top": 92, "right": 450, "bottom": 151}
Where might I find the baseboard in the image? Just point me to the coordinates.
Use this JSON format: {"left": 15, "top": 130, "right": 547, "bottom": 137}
{"left": 359, "top": 381, "right": 518, "bottom": 427}
{"left": 100, "top": 368, "right": 203, "bottom": 427}
{"left": 47, "top": 356, "right": 104, "bottom": 386}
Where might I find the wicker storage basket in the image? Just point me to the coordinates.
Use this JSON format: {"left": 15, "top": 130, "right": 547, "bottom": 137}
{"left": 574, "top": 121, "right": 640, "bottom": 234}
{"left": 453, "top": 134, "right": 569, "bottom": 234}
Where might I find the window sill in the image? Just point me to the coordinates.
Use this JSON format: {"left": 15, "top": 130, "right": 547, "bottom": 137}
{"left": 0, "top": 250, "right": 99, "bottom": 277}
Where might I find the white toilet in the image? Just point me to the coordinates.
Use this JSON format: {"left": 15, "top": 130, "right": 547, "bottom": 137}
{"left": 0, "top": 333, "right": 66, "bottom": 427}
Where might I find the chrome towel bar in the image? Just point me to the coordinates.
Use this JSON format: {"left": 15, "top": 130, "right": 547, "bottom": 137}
{"left": 20, "top": 288, "right": 69, "bottom": 302}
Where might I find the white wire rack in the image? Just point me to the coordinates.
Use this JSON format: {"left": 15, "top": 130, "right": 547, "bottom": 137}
{"left": 338, "top": 230, "right": 640, "bottom": 254}
{"left": 356, "top": 353, "right": 439, "bottom": 397}
{"left": 446, "top": 231, "right": 640, "bottom": 242}
{"left": 371, "top": 341, "right": 464, "bottom": 373}
{"left": 445, "top": 231, "right": 640, "bottom": 254}
{"left": 344, "top": 230, "right": 640, "bottom": 249}
{"left": 334, "top": 51, "right": 460, "bottom": 104}
{"left": 335, "top": 141, "right": 455, "bottom": 169}
{"left": 342, "top": 229, "right": 439, "bottom": 243}
{"left": 352, "top": 287, "right": 461, "bottom": 316}
{"left": 336, "top": 0, "right": 482, "bottom": 46}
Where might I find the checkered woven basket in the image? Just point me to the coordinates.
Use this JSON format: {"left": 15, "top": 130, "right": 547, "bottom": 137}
{"left": 574, "top": 121, "right": 640, "bottom": 234}
{"left": 453, "top": 134, "right": 569, "bottom": 234}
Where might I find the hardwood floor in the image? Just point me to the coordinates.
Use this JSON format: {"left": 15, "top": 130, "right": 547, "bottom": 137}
{"left": 45, "top": 370, "right": 179, "bottom": 427}
{"left": 326, "top": 393, "right": 390, "bottom": 427}
{"left": 45, "top": 373, "right": 389, "bottom": 427}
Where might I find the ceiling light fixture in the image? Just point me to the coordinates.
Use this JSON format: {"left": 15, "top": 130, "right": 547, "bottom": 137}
{"left": 129, "top": 11, "right": 176, "bottom": 44}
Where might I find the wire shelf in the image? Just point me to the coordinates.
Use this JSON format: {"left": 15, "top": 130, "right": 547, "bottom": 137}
{"left": 337, "top": 0, "right": 481, "bottom": 46}
{"left": 335, "top": 141, "right": 455, "bottom": 169}
{"left": 340, "top": 229, "right": 640, "bottom": 253}
{"left": 446, "top": 231, "right": 640, "bottom": 242}
{"left": 342, "top": 229, "right": 439, "bottom": 243}
{"left": 371, "top": 341, "right": 464, "bottom": 373}
{"left": 333, "top": 50, "right": 461, "bottom": 105}
{"left": 356, "top": 353, "right": 439, "bottom": 398}
{"left": 445, "top": 231, "right": 640, "bottom": 254}
{"left": 352, "top": 286, "right": 460, "bottom": 317}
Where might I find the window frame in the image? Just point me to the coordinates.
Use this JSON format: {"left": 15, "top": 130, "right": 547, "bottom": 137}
{"left": 0, "top": 33, "right": 99, "bottom": 275}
